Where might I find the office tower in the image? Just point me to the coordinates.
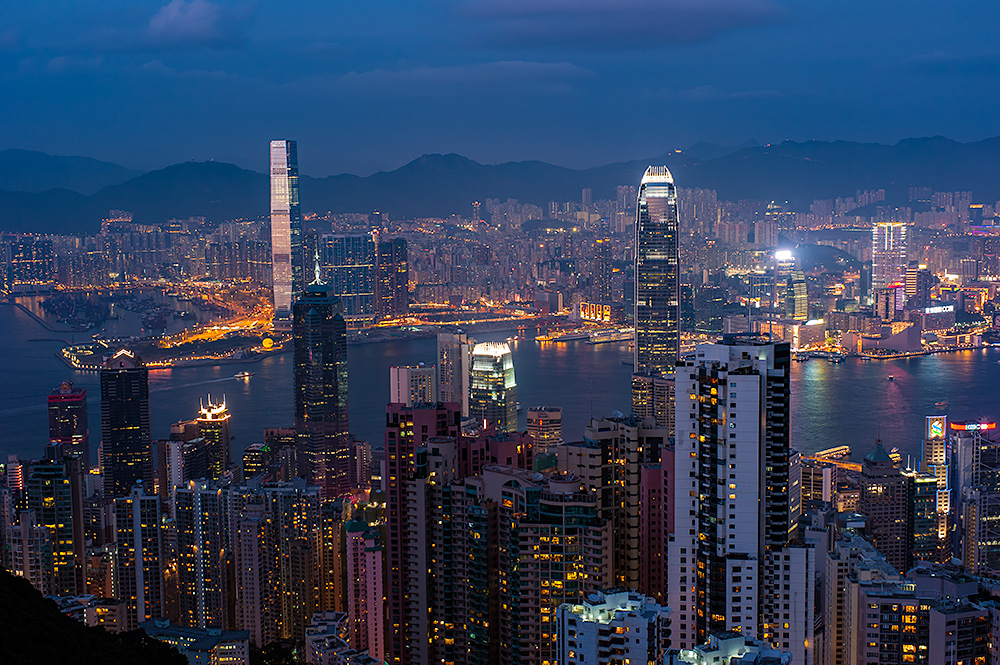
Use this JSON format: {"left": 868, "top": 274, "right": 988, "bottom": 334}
{"left": 905, "top": 262, "right": 934, "bottom": 308}
{"left": 242, "top": 442, "right": 275, "bottom": 480}
{"left": 294, "top": 279, "right": 350, "bottom": 498}
{"left": 561, "top": 416, "right": 666, "bottom": 591}
{"left": 196, "top": 397, "right": 231, "bottom": 480}
{"left": 389, "top": 364, "right": 437, "bottom": 406}
{"left": 469, "top": 341, "right": 517, "bottom": 433}
{"left": 593, "top": 239, "right": 613, "bottom": 301}
{"left": 377, "top": 237, "right": 409, "bottom": 318}
{"left": 670, "top": 337, "right": 814, "bottom": 662}
{"left": 557, "top": 590, "right": 671, "bottom": 665}
{"left": 961, "top": 257, "right": 980, "bottom": 285}
{"left": 345, "top": 519, "right": 385, "bottom": 661}
{"left": 634, "top": 165, "right": 680, "bottom": 376}
{"left": 437, "top": 332, "right": 473, "bottom": 417}
{"left": 175, "top": 480, "right": 229, "bottom": 630}
{"left": 871, "top": 220, "right": 908, "bottom": 293}
{"left": 951, "top": 420, "right": 1000, "bottom": 574}
{"left": 905, "top": 468, "right": 939, "bottom": 565}
{"left": 26, "top": 451, "right": 85, "bottom": 595}
{"left": 922, "top": 415, "right": 952, "bottom": 560}
{"left": 48, "top": 381, "right": 89, "bottom": 469}
{"left": 859, "top": 441, "right": 910, "bottom": 571}
{"left": 385, "top": 402, "right": 462, "bottom": 665}
{"left": 525, "top": 406, "right": 563, "bottom": 454}
{"left": 322, "top": 233, "right": 377, "bottom": 318}
{"left": 101, "top": 349, "right": 152, "bottom": 498}
{"left": 630, "top": 373, "right": 674, "bottom": 432}
{"left": 270, "top": 139, "right": 303, "bottom": 322}
{"left": 784, "top": 269, "right": 808, "bottom": 321}
{"left": 115, "top": 482, "right": 164, "bottom": 631}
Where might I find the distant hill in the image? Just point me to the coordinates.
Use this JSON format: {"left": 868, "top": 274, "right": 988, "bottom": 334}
{"left": 683, "top": 139, "right": 760, "bottom": 161}
{"left": 0, "top": 149, "right": 141, "bottom": 195}
{"left": 0, "top": 567, "right": 185, "bottom": 665}
{"left": 2, "top": 137, "right": 1000, "bottom": 234}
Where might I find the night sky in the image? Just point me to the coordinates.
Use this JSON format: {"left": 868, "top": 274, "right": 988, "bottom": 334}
{"left": 2, "top": 0, "right": 998, "bottom": 175}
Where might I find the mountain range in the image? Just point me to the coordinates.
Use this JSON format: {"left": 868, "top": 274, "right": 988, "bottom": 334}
{"left": 2, "top": 137, "right": 999, "bottom": 235}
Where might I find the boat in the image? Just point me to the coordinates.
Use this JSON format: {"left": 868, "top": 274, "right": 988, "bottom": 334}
{"left": 887, "top": 375, "right": 894, "bottom": 381}
{"left": 935, "top": 401, "right": 949, "bottom": 409}
{"left": 234, "top": 371, "right": 254, "bottom": 379}
{"left": 828, "top": 354, "right": 845, "bottom": 364}
{"left": 793, "top": 352, "right": 810, "bottom": 362}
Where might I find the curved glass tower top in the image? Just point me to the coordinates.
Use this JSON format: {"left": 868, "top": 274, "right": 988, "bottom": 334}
{"left": 270, "top": 139, "right": 303, "bottom": 322}
{"left": 634, "top": 165, "right": 680, "bottom": 375}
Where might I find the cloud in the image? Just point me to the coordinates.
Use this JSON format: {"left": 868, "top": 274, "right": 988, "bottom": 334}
{"left": 304, "top": 60, "right": 593, "bottom": 95}
{"left": 456, "top": 0, "right": 783, "bottom": 49}
{"left": 148, "top": 0, "right": 253, "bottom": 47}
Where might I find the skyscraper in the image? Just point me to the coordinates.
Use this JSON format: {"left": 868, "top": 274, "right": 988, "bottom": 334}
{"left": 922, "top": 415, "right": 952, "bottom": 560}
{"left": 101, "top": 349, "right": 152, "bottom": 498}
{"left": 525, "top": 406, "right": 563, "bottom": 454}
{"left": 469, "top": 341, "right": 517, "bottom": 433}
{"left": 377, "top": 237, "right": 409, "bottom": 318}
{"left": 115, "top": 482, "right": 164, "bottom": 631}
{"left": 175, "top": 480, "right": 229, "bottom": 630}
{"left": 871, "top": 221, "right": 908, "bottom": 294}
{"left": 48, "top": 381, "right": 89, "bottom": 469}
{"left": 670, "top": 336, "right": 814, "bottom": 662}
{"left": 270, "top": 139, "right": 303, "bottom": 322}
{"left": 26, "top": 451, "right": 85, "bottom": 595}
{"left": 859, "top": 441, "right": 910, "bottom": 571}
{"left": 196, "top": 397, "right": 231, "bottom": 480}
{"left": 437, "top": 332, "right": 473, "bottom": 417}
{"left": 294, "top": 278, "right": 349, "bottom": 497}
{"left": 634, "top": 165, "right": 680, "bottom": 376}
{"left": 322, "top": 232, "right": 377, "bottom": 319}
{"left": 593, "top": 239, "right": 613, "bottom": 302}
{"left": 784, "top": 269, "right": 808, "bottom": 321}
{"left": 389, "top": 364, "right": 437, "bottom": 406}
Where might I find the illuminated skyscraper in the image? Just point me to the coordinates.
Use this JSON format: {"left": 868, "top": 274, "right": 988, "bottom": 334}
{"left": 389, "top": 364, "right": 437, "bottom": 406}
{"left": 196, "top": 397, "right": 231, "bottom": 480}
{"left": 293, "top": 278, "right": 349, "bottom": 497}
{"left": 526, "top": 406, "right": 563, "bottom": 453}
{"left": 871, "top": 221, "right": 908, "bottom": 293}
{"left": 48, "top": 381, "right": 89, "bottom": 469}
{"left": 115, "top": 482, "right": 164, "bottom": 631}
{"left": 784, "top": 269, "right": 808, "bottom": 321}
{"left": 377, "top": 237, "right": 409, "bottom": 318}
{"left": 175, "top": 480, "right": 229, "bottom": 630}
{"left": 270, "top": 139, "right": 303, "bottom": 322}
{"left": 322, "top": 232, "right": 377, "bottom": 319}
{"left": 634, "top": 166, "right": 680, "bottom": 376}
{"left": 101, "top": 349, "right": 152, "bottom": 498}
{"left": 470, "top": 341, "right": 517, "bottom": 433}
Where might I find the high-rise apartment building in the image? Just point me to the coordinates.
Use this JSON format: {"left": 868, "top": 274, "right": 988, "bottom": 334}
{"left": 377, "top": 237, "right": 409, "bottom": 318}
{"left": 6, "top": 510, "right": 53, "bottom": 594}
{"left": 525, "top": 406, "right": 563, "bottom": 454}
{"left": 270, "top": 139, "right": 303, "bottom": 322}
{"left": 175, "top": 480, "right": 229, "bottom": 630}
{"left": 634, "top": 165, "right": 680, "bottom": 376}
{"left": 344, "top": 519, "right": 385, "bottom": 661}
{"left": 871, "top": 221, "right": 908, "bottom": 293}
{"left": 101, "top": 349, "right": 153, "bottom": 498}
{"left": 114, "top": 482, "right": 164, "bottom": 631}
{"left": 293, "top": 280, "right": 350, "bottom": 497}
{"left": 389, "top": 364, "right": 437, "bottom": 406}
{"left": 470, "top": 341, "right": 517, "bottom": 433}
{"left": 25, "top": 451, "right": 85, "bottom": 595}
{"left": 669, "top": 336, "right": 813, "bottom": 662}
{"left": 48, "top": 381, "right": 89, "bottom": 469}
{"left": 384, "top": 402, "right": 462, "bottom": 665}
{"left": 437, "top": 332, "right": 473, "bottom": 417}
{"left": 322, "top": 233, "right": 377, "bottom": 319}
{"left": 196, "top": 397, "right": 231, "bottom": 480}
{"left": 593, "top": 239, "right": 613, "bottom": 302}
{"left": 557, "top": 590, "right": 671, "bottom": 665}
{"left": 630, "top": 372, "right": 674, "bottom": 433}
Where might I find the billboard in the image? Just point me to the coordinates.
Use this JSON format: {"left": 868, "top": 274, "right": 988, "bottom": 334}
{"left": 926, "top": 416, "right": 947, "bottom": 439}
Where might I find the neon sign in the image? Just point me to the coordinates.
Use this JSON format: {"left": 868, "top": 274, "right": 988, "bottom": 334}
{"left": 950, "top": 422, "right": 997, "bottom": 431}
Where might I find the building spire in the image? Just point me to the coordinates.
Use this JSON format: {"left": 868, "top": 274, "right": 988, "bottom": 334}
{"left": 311, "top": 248, "right": 322, "bottom": 285}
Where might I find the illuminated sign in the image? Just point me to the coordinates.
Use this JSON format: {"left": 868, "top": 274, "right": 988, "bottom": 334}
{"left": 926, "top": 416, "right": 946, "bottom": 439}
{"left": 950, "top": 422, "right": 997, "bottom": 431}
{"left": 924, "top": 305, "right": 955, "bottom": 314}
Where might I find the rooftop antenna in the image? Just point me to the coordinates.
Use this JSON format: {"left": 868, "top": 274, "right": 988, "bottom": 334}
{"left": 311, "top": 249, "right": 322, "bottom": 285}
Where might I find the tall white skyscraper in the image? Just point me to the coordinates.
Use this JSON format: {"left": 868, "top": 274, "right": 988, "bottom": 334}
{"left": 668, "top": 336, "right": 813, "bottom": 663}
{"left": 871, "top": 221, "right": 908, "bottom": 293}
{"left": 270, "top": 140, "right": 303, "bottom": 322}
{"left": 389, "top": 364, "right": 437, "bottom": 406}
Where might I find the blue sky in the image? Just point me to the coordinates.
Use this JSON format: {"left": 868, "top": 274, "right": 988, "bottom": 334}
{"left": 1, "top": 0, "right": 998, "bottom": 175}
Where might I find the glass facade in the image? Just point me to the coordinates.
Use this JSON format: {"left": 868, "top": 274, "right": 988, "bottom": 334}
{"left": 470, "top": 342, "right": 517, "bottom": 433}
{"left": 871, "top": 221, "right": 908, "bottom": 293}
{"left": 322, "top": 233, "right": 376, "bottom": 317}
{"left": 270, "top": 140, "right": 303, "bottom": 321}
{"left": 634, "top": 166, "right": 680, "bottom": 376}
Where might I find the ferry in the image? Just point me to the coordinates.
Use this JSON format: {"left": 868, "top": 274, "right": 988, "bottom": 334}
{"left": 827, "top": 353, "right": 845, "bottom": 364}
{"left": 234, "top": 371, "right": 254, "bottom": 379}
{"left": 587, "top": 328, "right": 635, "bottom": 345}
{"left": 793, "top": 352, "right": 811, "bottom": 362}
{"left": 935, "top": 401, "right": 949, "bottom": 409}
{"left": 887, "top": 374, "right": 894, "bottom": 381}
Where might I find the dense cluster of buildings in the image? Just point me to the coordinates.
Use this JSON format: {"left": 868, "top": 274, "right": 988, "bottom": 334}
{"left": 8, "top": 144, "right": 1000, "bottom": 664}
